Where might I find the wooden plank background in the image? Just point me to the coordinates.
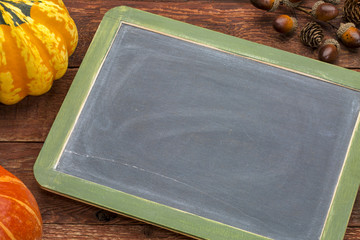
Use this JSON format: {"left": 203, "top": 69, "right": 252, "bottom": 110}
{"left": 0, "top": 0, "right": 359, "bottom": 239}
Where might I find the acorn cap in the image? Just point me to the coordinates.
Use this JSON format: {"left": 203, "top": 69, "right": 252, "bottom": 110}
{"left": 289, "top": 17, "right": 298, "bottom": 34}
{"left": 322, "top": 38, "right": 341, "bottom": 51}
{"left": 311, "top": 1, "right": 326, "bottom": 17}
{"left": 337, "top": 22, "right": 356, "bottom": 38}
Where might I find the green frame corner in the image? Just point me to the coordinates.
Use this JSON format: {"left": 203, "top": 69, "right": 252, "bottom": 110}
{"left": 34, "top": 6, "right": 360, "bottom": 240}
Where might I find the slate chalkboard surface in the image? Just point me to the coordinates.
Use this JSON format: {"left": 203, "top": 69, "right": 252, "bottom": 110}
{"left": 34, "top": 6, "right": 360, "bottom": 240}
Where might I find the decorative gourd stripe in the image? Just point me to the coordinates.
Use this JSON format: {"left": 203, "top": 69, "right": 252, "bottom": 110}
{"left": 0, "top": 221, "right": 16, "bottom": 240}
{"left": 0, "top": 1, "right": 34, "bottom": 26}
{"left": 0, "top": 194, "right": 41, "bottom": 227}
{"left": 0, "top": 175, "right": 24, "bottom": 185}
{"left": 0, "top": 0, "right": 78, "bottom": 105}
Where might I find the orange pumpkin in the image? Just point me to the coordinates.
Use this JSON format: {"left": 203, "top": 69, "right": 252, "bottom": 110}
{"left": 0, "top": 165, "right": 42, "bottom": 240}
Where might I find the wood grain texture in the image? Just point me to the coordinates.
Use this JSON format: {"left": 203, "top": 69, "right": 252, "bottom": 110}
{"left": 0, "top": 70, "right": 75, "bottom": 142}
{"left": 1, "top": 0, "right": 360, "bottom": 239}
{"left": 64, "top": 0, "right": 360, "bottom": 68}
{"left": 42, "top": 224, "right": 191, "bottom": 239}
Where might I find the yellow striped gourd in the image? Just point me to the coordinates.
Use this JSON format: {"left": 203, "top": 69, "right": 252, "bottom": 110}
{"left": 0, "top": 0, "right": 78, "bottom": 104}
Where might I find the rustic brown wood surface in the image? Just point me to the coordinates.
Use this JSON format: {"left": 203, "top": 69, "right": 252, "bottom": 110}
{"left": 1, "top": 0, "right": 360, "bottom": 239}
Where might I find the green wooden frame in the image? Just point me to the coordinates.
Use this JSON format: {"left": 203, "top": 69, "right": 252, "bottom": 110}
{"left": 34, "top": 6, "right": 360, "bottom": 240}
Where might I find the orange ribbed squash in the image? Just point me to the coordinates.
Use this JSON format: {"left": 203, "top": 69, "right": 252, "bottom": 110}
{"left": 0, "top": 0, "right": 78, "bottom": 105}
{"left": 0, "top": 165, "right": 42, "bottom": 240}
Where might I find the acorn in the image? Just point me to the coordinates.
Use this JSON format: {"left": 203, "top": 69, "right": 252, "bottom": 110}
{"left": 318, "top": 39, "right": 340, "bottom": 63}
{"left": 283, "top": 0, "right": 303, "bottom": 7}
{"left": 250, "top": 0, "right": 280, "bottom": 11}
{"left": 337, "top": 23, "right": 360, "bottom": 48}
{"left": 311, "top": 1, "right": 339, "bottom": 21}
{"left": 273, "top": 15, "right": 298, "bottom": 35}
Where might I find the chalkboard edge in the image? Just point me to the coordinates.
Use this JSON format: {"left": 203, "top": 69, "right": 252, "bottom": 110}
{"left": 320, "top": 112, "right": 360, "bottom": 240}
{"left": 36, "top": 172, "right": 273, "bottom": 240}
{"left": 103, "top": 6, "right": 360, "bottom": 92}
{"left": 33, "top": 7, "right": 272, "bottom": 240}
{"left": 34, "top": 6, "right": 123, "bottom": 186}
{"left": 33, "top": 5, "right": 360, "bottom": 240}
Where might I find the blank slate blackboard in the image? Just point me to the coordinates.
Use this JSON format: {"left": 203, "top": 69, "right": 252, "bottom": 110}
{"left": 34, "top": 6, "right": 360, "bottom": 240}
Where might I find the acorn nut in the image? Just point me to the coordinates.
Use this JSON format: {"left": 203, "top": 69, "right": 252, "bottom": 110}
{"left": 311, "top": 1, "right": 339, "bottom": 21}
{"left": 273, "top": 15, "right": 298, "bottom": 34}
{"left": 318, "top": 39, "right": 340, "bottom": 63}
{"left": 337, "top": 23, "right": 360, "bottom": 48}
{"left": 250, "top": 0, "right": 280, "bottom": 11}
